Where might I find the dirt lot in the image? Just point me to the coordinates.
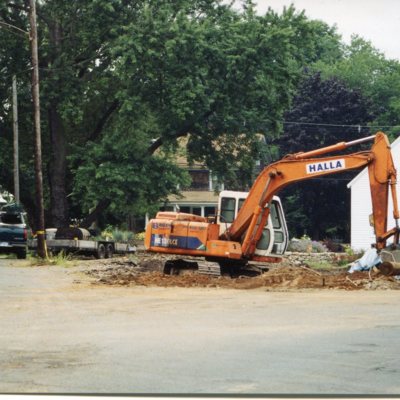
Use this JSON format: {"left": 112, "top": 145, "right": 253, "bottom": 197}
{"left": 80, "top": 249, "right": 400, "bottom": 291}
{"left": 2, "top": 253, "right": 400, "bottom": 394}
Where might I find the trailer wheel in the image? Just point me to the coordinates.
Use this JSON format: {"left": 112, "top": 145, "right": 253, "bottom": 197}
{"left": 105, "top": 243, "right": 114, "bottom": 259}
{"left": 96, "top": 243, "right": 106, "bottom": 259}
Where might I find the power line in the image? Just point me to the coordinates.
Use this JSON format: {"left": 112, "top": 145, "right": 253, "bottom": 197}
{"left": 2, "top": 66, "right": 33, "bottom": 80}
{"left": 283, "top": 121, "right": 400, "bottom": 129}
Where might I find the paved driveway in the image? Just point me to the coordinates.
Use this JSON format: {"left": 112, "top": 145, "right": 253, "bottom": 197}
{"left": 1, "top": 259, "right": 400, "bottom": 394}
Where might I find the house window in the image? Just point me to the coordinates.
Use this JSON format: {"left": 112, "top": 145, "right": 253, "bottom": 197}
{"left": 188, "top": 170, "right": 209, "bottom": 190}
{"left": 211, "top": 174, "right": 224, "bottom": 191}
{"left": 192, "top": 207, "right": 202, "bottom": 216}
{"left": 205, "top": 206, "right": 216, "bottom": 217}
{"left": 171, "top": 205, "right": 217, "bottom": 217}
{"left": 160, "top": 206, "right": 174, "bottom": 212}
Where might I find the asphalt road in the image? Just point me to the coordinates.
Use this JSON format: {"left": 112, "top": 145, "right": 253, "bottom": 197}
{"left": 1, "top": 258, "right": 400, "bottom": 395}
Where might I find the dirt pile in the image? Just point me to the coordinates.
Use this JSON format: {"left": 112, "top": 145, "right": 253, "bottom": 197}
{"left": 82, "top": 253, "right": 400, "bottom": 291}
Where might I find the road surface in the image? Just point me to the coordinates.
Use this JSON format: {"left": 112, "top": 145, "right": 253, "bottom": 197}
{"left": 1, "top": 258, "right": 400, "bottom": 394}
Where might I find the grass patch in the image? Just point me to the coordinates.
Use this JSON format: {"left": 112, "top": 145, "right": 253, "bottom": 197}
{"left": 305, "top": 260, "right": 336, "bottom": 270}
{"left": 0, "top": 254, "right": 17, "bottom": 259}
{"left": 29, "top": 251, "right": 76, "bottom": 267}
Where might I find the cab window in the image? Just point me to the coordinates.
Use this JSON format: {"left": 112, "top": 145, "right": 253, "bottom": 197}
{"left": 270, "top": 202, "right": 281, "bottom": 229}
{"left": 238, "top": 198, "right": 246, "bottom": 212}
{"left": 220, "top": 197, "right": 236, "bottom": 223}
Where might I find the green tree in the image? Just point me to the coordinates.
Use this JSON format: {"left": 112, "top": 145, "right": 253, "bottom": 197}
{"left": 315, "top": 36, "right": 400, "bottom": 138}
{"left": 0, "top": 3, "right": 37, "bottom": 224}
{"left": 66, "top": 1, "right": 338, "bottom": 223}
{"left": 276, "top": 72, "right": 374, "bottom": 240}
{"left": 69, "top": 107, "right": 191, "bottom": 227}
{"left": 113, "top": 3, "right": 341, "bottom": 187}
{"left": 0, "top": 1, "right": 345, "bottom": 228}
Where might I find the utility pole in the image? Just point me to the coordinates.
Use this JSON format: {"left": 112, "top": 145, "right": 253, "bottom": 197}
{"left": 12, "top": 75, "right": 20, "bottom": 204}
{"left": 29, "top": 0, "right": 46, "bottom": 258}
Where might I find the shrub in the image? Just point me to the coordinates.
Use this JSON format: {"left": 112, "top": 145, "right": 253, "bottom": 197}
{"left": 99, "top": 226, "right": 135, "bottom": 244}
{"left": 111, "top": 229, "right": 124, "bottom": 242}
{"left": 322, "top": 239, "right": 345, "bottom": 252}
{"left": 101, "top": 226, "right": 113, "bottom": 240}
{"left": 134, "top": 232, "right": 146, "bottom": 241}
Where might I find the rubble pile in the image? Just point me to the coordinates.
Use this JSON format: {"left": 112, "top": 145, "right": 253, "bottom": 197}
{"left": 81, "top": 252, "right": 400, "bottom": 291}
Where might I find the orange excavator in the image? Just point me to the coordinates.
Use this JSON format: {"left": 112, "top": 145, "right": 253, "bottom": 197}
{"left": 145, "top": 131, "right": 400, "bottom": 273}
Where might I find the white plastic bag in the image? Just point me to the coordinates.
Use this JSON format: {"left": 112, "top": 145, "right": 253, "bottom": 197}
{"left": 348, "top": 248, "right": 381, "bottom": 273}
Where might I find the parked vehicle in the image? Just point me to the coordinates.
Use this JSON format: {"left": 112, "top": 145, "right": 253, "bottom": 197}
{"left": 0, "top": 208, "right": 28, "bottom": 259}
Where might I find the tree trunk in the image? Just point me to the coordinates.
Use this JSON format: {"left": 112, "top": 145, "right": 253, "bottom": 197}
{"left": 80, "top": 199, "right": 111, "bottom": 229}
{"left": 48, "top": 104, "right": 69, "bottom": 227}
{"left": 312, "top": 225, "right": 320, "bottom": 241}
{"left": 46, "top": 20, "right": 69, "bottom": 228}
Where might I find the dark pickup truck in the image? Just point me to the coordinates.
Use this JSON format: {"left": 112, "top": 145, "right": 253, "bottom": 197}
{"left": 0, "top": 210, "right": 28, "bottom": 259}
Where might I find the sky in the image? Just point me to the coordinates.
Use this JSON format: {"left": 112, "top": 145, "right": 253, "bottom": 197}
{"left": 253, "top": 0, "right": 400, "bottom": 60}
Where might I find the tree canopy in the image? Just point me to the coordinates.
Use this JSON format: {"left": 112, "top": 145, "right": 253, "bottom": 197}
{"left": 1, "top": 1, "right": 400, "bottom": 242}
{"left": 0, "top": 0, "right": 340, "bottom": 228}
{"left": 314, "top": 36, "right": 400, "bottom": 138}
{"left": 276, "top": 72, "right": 374, "bottom": 240}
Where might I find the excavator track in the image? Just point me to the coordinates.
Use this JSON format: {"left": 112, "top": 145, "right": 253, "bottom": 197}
{"left": 198, "top": 262, "right": 222, "bottom": 276}
{"left": 163, "top": 258, "right": 222, "bottom": 276}
{"left": 162, "top": 258, "right": 269, "bottom": 277}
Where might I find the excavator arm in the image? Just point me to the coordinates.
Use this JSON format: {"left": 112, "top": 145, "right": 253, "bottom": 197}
{"left": 226, "top": 132, "right": 400, "bottom": 256}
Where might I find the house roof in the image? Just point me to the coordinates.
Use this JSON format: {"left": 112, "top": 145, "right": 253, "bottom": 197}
{"left": 347, "top": 135, "right": 400, "bottom": 189}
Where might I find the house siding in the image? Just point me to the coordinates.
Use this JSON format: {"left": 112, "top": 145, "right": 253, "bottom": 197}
{"left": 348, "top": 136, "right": 400, "bottom": 251}
{"left": 349, "top": 170, "right": 375, "bottom": 252}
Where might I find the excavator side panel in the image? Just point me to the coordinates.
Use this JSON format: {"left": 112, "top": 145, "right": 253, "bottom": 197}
{"left": 146, "top": 219, "right": 173, "bottom": 248}
{"left": 145, "top": 218, "right": 219, "bottom": 253}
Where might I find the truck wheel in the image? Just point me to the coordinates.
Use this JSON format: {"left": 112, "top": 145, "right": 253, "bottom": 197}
{"left": 96, "top": 244, "right": 106, "bottom": 259}
{"left": 16, "top": 249, "right": 27, "bottom": 259}
{"left": 105, "top": 243, "right": 114, "bottom": 259}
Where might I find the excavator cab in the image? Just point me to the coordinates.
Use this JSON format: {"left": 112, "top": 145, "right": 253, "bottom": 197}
{"left": 217, "top": 190, "right": 289, "bottom": 257}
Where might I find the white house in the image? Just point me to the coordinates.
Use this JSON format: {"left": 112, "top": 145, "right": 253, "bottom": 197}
{"left": 347, "top": 136, "right": 400, "bottom": 251}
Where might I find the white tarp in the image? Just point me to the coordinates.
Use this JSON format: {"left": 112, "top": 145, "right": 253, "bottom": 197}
{"left": 348, "top": 248, "right": 382, "bottom": 273}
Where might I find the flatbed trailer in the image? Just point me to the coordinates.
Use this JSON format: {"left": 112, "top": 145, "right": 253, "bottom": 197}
{"left": 28, "top": 238, "right": 136, "bottom": 259}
